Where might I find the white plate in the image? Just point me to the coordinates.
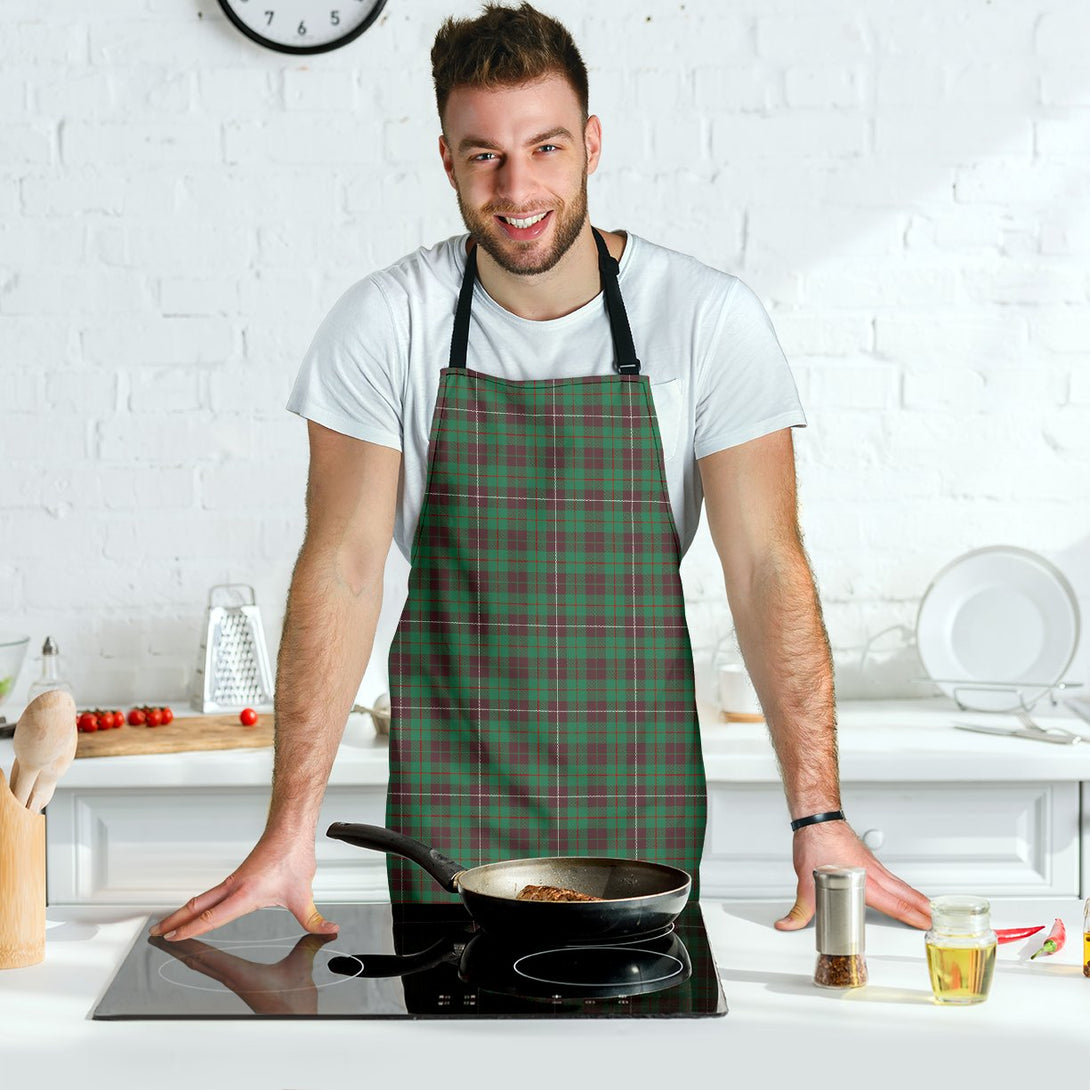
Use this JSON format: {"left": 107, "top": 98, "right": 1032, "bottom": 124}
{"left": 915, "top": 546, "right": 1080, "bottom": 712}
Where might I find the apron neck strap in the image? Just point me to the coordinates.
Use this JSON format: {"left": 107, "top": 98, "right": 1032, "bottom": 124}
{"left": 448, "top": 229, "right": 641, "bottom": 375}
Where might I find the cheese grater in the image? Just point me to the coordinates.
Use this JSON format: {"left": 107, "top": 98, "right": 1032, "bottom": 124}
{"left": 191, "top": 584, "right": 275, "bottom": 712}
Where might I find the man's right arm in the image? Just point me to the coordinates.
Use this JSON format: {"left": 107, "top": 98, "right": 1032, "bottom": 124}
{"left": 151, "top": 422, "right": 401, "bottom": 941}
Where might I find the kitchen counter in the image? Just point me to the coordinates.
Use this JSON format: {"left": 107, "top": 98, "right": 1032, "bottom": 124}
{"left": 2, "top": 897, "right": 1086, "bottom": 1090}
{"left": 5, "top": 697, "right": 1090, "bottom": 789}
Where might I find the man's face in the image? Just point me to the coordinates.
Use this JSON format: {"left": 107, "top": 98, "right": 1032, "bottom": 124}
{"left": 439, "top": 73, "right": 601, "bottom": 276}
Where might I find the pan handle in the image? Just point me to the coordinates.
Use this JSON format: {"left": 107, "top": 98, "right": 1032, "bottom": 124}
{"left": 326, "top": 822, "right": 465, "bottom": 892}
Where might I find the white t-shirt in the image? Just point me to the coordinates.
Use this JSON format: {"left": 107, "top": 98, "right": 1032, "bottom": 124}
{"left": 287, "top": 231, "right": 806, "bottom": 561}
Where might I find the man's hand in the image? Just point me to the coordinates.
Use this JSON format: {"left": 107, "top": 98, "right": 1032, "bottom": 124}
{"left": 148, "top": 834, "right": 338, "bottom": 942}
{"left": 775, "top": 820, "right": 932, "bottom": 932}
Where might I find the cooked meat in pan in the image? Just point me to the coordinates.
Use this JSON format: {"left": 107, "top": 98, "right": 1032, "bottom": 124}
{"left": 516, "top": 884, "right": 604, "bottom": 902}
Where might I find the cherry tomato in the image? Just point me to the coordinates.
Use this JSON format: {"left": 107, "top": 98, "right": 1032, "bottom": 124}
{"left": 99, "top": 710, "right": 117, "bottom": 729}
{"left": 239, "top": 707, "right": 258, "bottom": 727}
{"left": 146, "top": 708, "right": 163, "bottom": 727}
{"left": 113, "top": 709, "right": 124, "bottom": 729}
{"left": 77, "top": 712, "right": 98, "bottom": 732}
{"left": 160, "top": 706, "right": 174, "bottom": 725}
{"left": 127, "top": 707, "right": 146, "bottom": 726}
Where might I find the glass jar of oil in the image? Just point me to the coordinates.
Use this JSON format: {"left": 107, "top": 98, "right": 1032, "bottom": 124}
{"left": 925, "top": 895, "right": 997, "bottom": 1005}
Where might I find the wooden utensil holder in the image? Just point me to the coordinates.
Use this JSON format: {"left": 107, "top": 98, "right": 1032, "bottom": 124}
{"left": 0, "top": 767, "right": 45, "bottom": 969}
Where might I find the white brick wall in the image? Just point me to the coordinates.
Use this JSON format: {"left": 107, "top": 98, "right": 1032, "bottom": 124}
{"left": 2, "top": 1, "right": 1088, "bottom": 715}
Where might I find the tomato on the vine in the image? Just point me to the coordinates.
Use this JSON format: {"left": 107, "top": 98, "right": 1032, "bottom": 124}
{"left": 239, "top": 707, "right": 258, "bottom": 727}
{"left": 146, "top": 708, "right": 163, "bottom": 727}
{"left": 160, "top": 706, "right": 174, "bottom": 725}
{"left": 77, "top": 712, "right": 98, "bottom": 733}
{"left": 127, "top": 708, "right": 146, "bottom": 726}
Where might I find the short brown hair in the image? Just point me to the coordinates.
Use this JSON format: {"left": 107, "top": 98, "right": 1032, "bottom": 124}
{"left": 431, "top": 3, "right": 589, "bottom": 127}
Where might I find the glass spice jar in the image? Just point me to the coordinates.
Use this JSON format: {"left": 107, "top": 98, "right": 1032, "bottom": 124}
{"left": 925, "top": 895, "right": 997, "bottom": 1005}
{"left": 1082, "top": 897, "right": 1089, "bottom": 979}
{"left": 813, "top": 865, "right": 867, "bottom": 989}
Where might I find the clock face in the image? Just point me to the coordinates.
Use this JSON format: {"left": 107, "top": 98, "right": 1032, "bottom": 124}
{"left": 218, "top": 0, "right": 388, "bottom": 55}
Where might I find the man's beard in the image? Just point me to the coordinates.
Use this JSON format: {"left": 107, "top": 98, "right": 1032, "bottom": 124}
{"left": 456, "top": 173, "right": 589, "bottom": 277}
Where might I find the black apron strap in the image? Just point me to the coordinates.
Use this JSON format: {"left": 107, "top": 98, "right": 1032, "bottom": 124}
{"left": 448, "top": 230, "right": 641, "bottom": 375}
{"left": 448, "top": 241, "right": 478, "bottom": 371}
{"left": 591, "top": 228, "right": 641, "bottom": 375}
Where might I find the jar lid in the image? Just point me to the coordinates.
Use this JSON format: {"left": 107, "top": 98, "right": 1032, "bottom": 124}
{"left": 813, "top": 865, "right": 866, "bottom": 890}
{"left": 930, "top": 894, "right": 991, "bottom": 934}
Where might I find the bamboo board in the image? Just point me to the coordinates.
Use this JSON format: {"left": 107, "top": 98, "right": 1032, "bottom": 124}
{"left": 74, "top": 714, "right": 274, "bottom": 759}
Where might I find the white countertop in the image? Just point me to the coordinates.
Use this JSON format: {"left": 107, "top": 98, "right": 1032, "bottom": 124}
{"left": 7, "top": 697, "right": 1090, "bottom": 791}
{"left": 2, "top": 896, "right": 1086, "bottom": 1090}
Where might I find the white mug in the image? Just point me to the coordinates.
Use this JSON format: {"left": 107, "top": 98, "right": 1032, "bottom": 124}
{"left": 717, "top": 663, "right": 763, "bottom": 722}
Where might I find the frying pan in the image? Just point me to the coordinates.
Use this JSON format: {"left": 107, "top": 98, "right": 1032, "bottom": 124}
{"left": 326, "top": 823, "right": 691, "bottom": 944}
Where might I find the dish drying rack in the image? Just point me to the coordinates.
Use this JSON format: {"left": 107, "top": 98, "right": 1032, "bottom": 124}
{"left": 912, "top": 677, "right": 1084, "bottom": 714}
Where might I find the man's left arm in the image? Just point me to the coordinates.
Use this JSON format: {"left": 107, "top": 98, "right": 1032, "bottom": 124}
{"left": 699, "top": 428, "right": 932, "bottom": 931}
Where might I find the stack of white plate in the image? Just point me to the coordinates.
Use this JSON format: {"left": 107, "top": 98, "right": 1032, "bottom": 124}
{"left": 915, "top": 546, "right": 1080, "bottom": 712}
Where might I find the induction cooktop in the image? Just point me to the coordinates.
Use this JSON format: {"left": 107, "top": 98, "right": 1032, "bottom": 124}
{"left": 93, "top": 901, "right": 727, "bottom": 1020}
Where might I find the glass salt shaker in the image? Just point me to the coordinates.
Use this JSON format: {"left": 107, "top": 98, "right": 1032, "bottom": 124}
{"left": 25, "top": 636, "right": 73, "bottom": 703}
{"left": 925, "top": 895, "right": 997, "bottom": 1005}
{"left": 813, "top": 865, "right": 868, "bottom": 988}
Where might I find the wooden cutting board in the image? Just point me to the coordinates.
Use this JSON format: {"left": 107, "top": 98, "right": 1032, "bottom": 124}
{"left": 75, "top": 714, "right": 274, "bottom": 759}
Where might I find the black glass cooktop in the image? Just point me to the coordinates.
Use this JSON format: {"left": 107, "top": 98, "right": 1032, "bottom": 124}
{"left": 94, "top": 901, "right": 726, "bottom": 1019}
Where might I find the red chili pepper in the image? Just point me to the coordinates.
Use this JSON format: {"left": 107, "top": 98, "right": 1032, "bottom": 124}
{"left": 1029, "top": 917, "right": 1065, "bottom": 959}
{"left": 995, "top": 925, "right": 1045, "bottom": 945}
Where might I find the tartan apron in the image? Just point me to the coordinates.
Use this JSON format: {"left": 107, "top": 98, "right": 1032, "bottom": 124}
{"left": 385, "top": 229, "right": 707, "bottom": 903}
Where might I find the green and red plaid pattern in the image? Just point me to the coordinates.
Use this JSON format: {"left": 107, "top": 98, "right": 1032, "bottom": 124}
{"left": 386, "top": 367, "right": 707, "bottom": 903}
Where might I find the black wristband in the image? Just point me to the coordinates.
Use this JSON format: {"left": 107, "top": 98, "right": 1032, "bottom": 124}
{"left": 790, "top": 810, "right": 845, "bottom": 832}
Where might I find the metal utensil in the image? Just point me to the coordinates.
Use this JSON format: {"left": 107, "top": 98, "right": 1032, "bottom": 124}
{"left": 953, "top": 722, "right": 1082, "bottom": 745}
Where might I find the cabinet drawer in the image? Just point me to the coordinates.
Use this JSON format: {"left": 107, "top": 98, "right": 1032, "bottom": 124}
{"left": 46, "top": 786, "right": 390, "bottom": 906}
{"left": 701, "top": 781, "right": 1080, "bottom": 899}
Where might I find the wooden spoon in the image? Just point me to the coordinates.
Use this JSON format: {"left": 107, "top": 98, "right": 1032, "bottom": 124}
{"left": 10, "top": 689, "right": 77, "bottom": 813}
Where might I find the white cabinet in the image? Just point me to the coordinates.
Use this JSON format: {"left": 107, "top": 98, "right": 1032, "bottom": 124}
{"left": 700, "top": 781, "right": 1082, "bottom": 899}
{"left": 46, "top": 785, "right": 391, "bottom": 907}
{"left": 46, "top": 778, "right": 1083, "bottom": 906}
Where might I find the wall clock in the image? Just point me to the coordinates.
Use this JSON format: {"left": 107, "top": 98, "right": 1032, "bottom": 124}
{"left": 217, "top": 0, "right": 388, "bottom": 55}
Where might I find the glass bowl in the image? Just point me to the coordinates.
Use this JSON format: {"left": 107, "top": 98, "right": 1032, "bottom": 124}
{"left": 0, "top": 634, "right": 30, "bottom": 704}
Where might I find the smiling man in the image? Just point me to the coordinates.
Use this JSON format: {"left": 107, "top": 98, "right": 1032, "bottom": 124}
{"left": 152, "top": 2, "right": 931, "bottom": 943}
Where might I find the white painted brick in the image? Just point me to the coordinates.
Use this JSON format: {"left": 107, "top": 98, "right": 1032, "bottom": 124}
{"left": 803, "top": 263, "right": 958, "bottom": 308}
{"left": 749, "top": 208, "right": 905, "bottom": 269}
{"left": 81, "top": 317, "right": 235, "bottom": 366}
{"left": 954, "top": 160, "right": 1074, "bottom": 205}
{"left": 875, "top": 63, "right": 945, "bottom": 107}
{"left": 44, "top": 369, "right": 118, "bottom": 414}
{"left": 980, "top": 368, "right": 1067, "bottom": 411}
{"left": 62, "top": 123, "right": 222, "bottom": 167}
{"left": 196, "top": 69, "right": 278, "bottom": 112}
{"left": 876, "top": 109, "right": 1032, "bottom": 165}
{"left": 756, "top": 15, "right": 869, "bottom": 64}
{"left": 783, "top": 66, "right": 865, "bottom": 110}
{"left": 99, "top": 467, "right": 197, "bottom": 511}
{"left": 712, "top": 113, "right": 866, "bottom": 161}
{"left": 283, "top": 68, "right": 356, "bottom": 111}
{"left": 1036, "top": 118, "right": 1090, "bottom": 157}
{"left": 128, "top": 368, "right": 205, "bottom": 413}
{"left": 805, "top": 359, "right": 899, "bottom": 410}
{"left": 1071, "top": 368, "right": 1090, "bottom": 405}
{"left": 945, "top": 63, "right": 1038, "bottom": 107}
{"left": 1043, "top": 406, "right": 1090, "bottom": 457}
{"left": 200, "top": 461, "right": 307, "bottom": 510}
{"left": 95, "top": 416, "right": 254, "bottom": 465}
{"left": 875, "top": 313, "right": 1028, "bottom": 363}
{"left": 772, "top": 312, "right": 871, "bottom": 356}
{"left": 1040, "top": 212, "right": 1090, "bottom": 256}
{"left": 209, "top": 367, "right": 296, "bottom": 417}
{"left": 0, "top": 23, "right": 87, "bottom": 66}
{"left": 224, "top": 116, "right": 378, "bottom": 166}
{"left": 88, "top": 18, "right": 248, "bottom": 68}
{"left": 1033, "top": 310, "right": 1090, "bottom": 353}
{"left": 902, "top": 368, "right": 986, "bottom": 411}
{"left": 158, "top": 277, "right": 240, "bottom": 315}
{"left": 1040, "top": 69, "right": 1090, "bottom": 108}
{"left": 2, "top": 124, "right": 52, "bottom": 165}
{"left": 961, "top": 262, "right": 1086, "bottom": 305}
{"left": 692, "top": 64, "right": 780, "bottom": 114}
{"left": 1035, "top": 7, "right": 1090, "bottom": 58}
{"left": 104, "top": 514, "right": 262, "bottom": 563}
{"left": 3, "top": 415, "right": 89, "bottom": 463}
{"left": 0, "top": 365, "right": 42, "bottom": 412}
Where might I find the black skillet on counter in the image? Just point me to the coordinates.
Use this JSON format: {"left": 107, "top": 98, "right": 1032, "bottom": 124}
{"left": 326, "top": 823, "right": 691, "bottom": 945}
